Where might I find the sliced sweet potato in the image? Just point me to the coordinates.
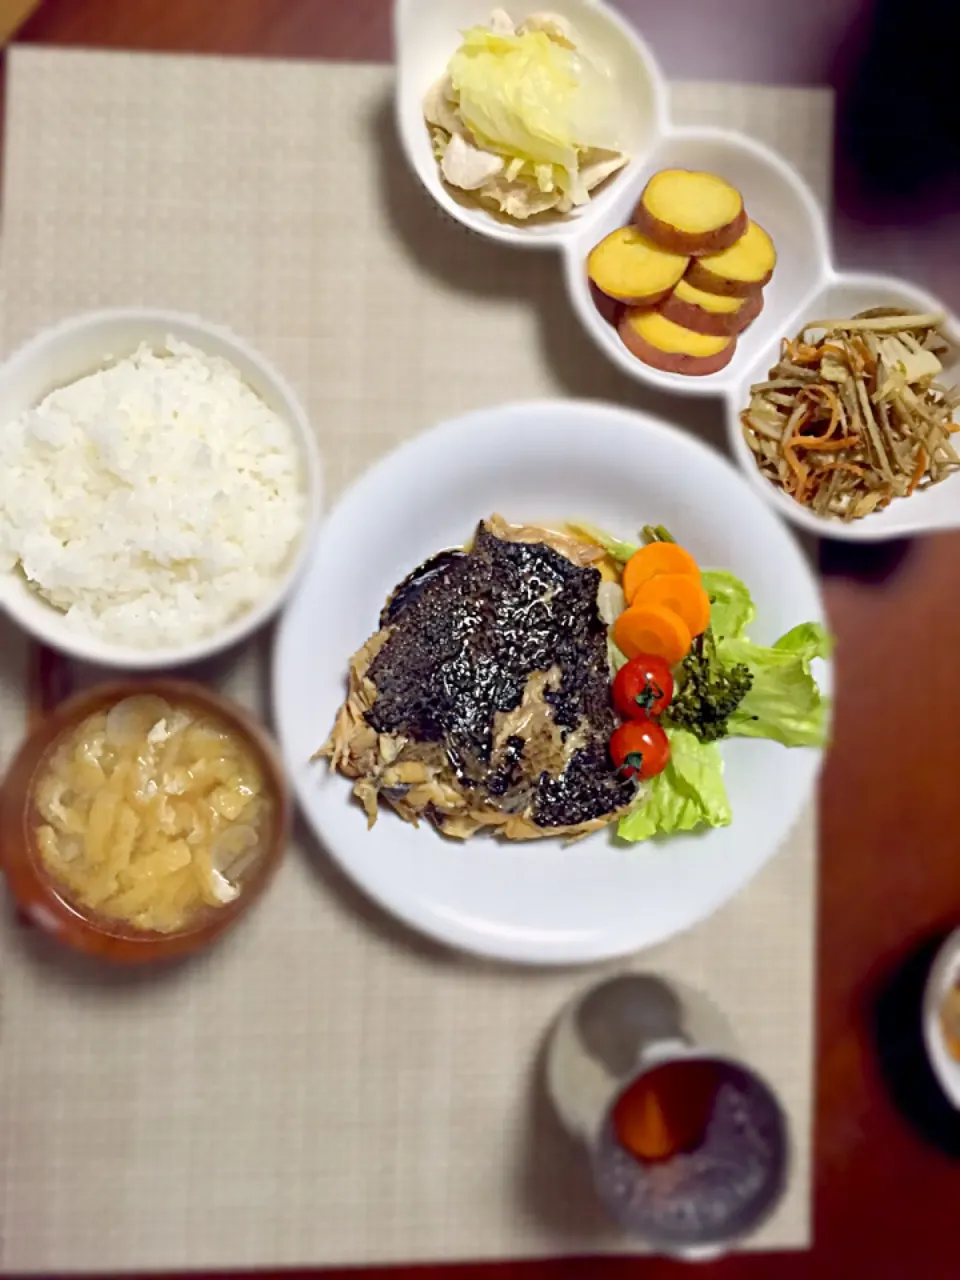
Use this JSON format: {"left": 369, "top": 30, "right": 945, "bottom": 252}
{"left": 587, "top": 227, "right": 689, "bottom": 307}
{"left": 685, "top": 219, "right": 777, "bottom": 297}
{"left": 618, "top": 308, "right": 736, "bottom": 377}
{"left": 633, "top": 169, "right": 747, "bottom": 256}
{"left": 659, "top": 278, "right": 764, "bottom": 337}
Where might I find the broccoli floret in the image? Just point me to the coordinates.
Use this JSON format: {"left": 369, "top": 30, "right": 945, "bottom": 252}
{"left": 664, "top": 631, "right": 753, "bottom": 743}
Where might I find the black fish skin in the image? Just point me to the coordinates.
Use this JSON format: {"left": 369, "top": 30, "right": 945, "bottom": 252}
{"left": 379, "top": 549, "right": 468, "bottom": 628}
{"left": 365, "top": 526, "right": 635, "bottom": 828}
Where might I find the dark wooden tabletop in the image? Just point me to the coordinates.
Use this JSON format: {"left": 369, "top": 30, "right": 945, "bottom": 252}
{"left": 15, "top": 2, "right": 960, "bottom": 1279}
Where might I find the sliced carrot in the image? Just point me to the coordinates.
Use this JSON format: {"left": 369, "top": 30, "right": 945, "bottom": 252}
{"left": 622, "top": 543, "right": 700, "bottom": 605}
{"left": 614, "top": 604, "right": 692, "bottom": 666}
{"left": 634, "top": 573, "right": 711, "bottom": 638}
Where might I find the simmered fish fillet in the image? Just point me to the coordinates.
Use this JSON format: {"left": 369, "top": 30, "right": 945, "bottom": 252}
{"left": 319, "top": 516, "right": 636, "bottom": 839}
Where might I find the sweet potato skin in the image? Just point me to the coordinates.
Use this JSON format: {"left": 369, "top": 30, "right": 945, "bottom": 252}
{"left": 685, "top": 256, "right": 772, "bottom": 297}
{"left": 589, "top": 281, "right": 623, "bottom": 328}
{"left": 618, "top": 310, "right": 737, "bottom": 376}
{"left": 634, "top": 202, "right": 748, "bottom": 257}
{"left": 659, "top": 287, "right": 764, "bottom": 337}
{"left": 684, "top": 222, "right": 777, "bottom": 295}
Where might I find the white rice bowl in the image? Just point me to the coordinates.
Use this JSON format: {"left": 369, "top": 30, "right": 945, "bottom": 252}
{"left": 0, "top": 310, "right": 321, "bottom": 667}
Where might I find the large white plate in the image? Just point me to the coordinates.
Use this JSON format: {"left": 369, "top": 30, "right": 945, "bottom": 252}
{"left": 274, "top": 401, "right": 829, "bottom": 965}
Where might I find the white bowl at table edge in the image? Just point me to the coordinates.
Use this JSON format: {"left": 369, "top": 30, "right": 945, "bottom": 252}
{"left": 924, "top": 928, "right": 960, "bottom": 1109}
{"left": 0, "top": 307, "right": 322, "bottom": 668}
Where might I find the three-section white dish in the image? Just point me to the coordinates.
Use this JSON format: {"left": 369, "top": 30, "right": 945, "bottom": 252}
{"left": 394, "top": 0, "right": 960, "bottom": 542}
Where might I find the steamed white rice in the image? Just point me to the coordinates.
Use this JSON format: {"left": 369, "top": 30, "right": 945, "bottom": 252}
{"left": 0, "top": 337, "right": 305, "bottom": 648}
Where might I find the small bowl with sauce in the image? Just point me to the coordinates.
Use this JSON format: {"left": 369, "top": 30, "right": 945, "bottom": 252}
{"left": 0, "top": 681, "right": 288, "bottom": 962}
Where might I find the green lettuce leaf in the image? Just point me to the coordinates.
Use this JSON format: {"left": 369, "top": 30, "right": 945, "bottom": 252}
{"left": 772, "top": 621, "right": 833, "bottom": 660}
{"left": 723, "top": 622, "right": 832, "bottom": 748}
{"left": 701, "top": 569, "right": 755, "bottom": 641}
{"left": 617, "top": 729, "right": 732, "bottom": 842}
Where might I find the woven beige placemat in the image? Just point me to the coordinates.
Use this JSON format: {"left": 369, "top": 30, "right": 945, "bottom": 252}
{"left": 0, "top": 48, "right": 830, "bottom": 1273}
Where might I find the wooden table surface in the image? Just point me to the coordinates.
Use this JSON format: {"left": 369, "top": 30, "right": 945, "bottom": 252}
{"left": 15, "top": 2, "right": 960, "bottom": 1279}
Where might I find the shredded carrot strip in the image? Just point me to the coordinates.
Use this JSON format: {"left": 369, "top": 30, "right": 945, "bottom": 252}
{"left": 788, "top": 435, "right": 859, "bottom": 453}
{"left": 801, "top": 384, "right": 843, "bottom": 438}
{"left": 782, "top": 440, "right": 808, "bottom": 499}
{"left": 908, "top": 448, "right": 928, "bottom": 495}
{"left": 791, "top": 344, "right": 821, "bottom": 366}
{"left": 854, "top": 336, "right": 876, "bottom": 376}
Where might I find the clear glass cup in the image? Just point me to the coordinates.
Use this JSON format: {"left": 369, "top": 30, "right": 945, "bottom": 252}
{"left": 546, "top": 972, "right": 790, "bottom": 1259}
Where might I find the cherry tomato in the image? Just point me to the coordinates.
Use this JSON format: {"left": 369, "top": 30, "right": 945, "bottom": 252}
{"left": 610, "top": 716, "right": 671, "bottom": 780}
{"left": 612, "top": 655, "right": 674, "bottom": 720}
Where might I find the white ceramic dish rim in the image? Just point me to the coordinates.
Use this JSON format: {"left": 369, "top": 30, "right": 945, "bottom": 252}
{"left": 923, "top": 927, "right": 960, "bottom": 1110}
{"left": 394, "top": 0, "right": 960, "bottom": 543}
{"left": 274, "top": 397, "right": 831, "bottom": 965}
{"left": 0, "top": 307, "right": 323, "bottom": 669}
